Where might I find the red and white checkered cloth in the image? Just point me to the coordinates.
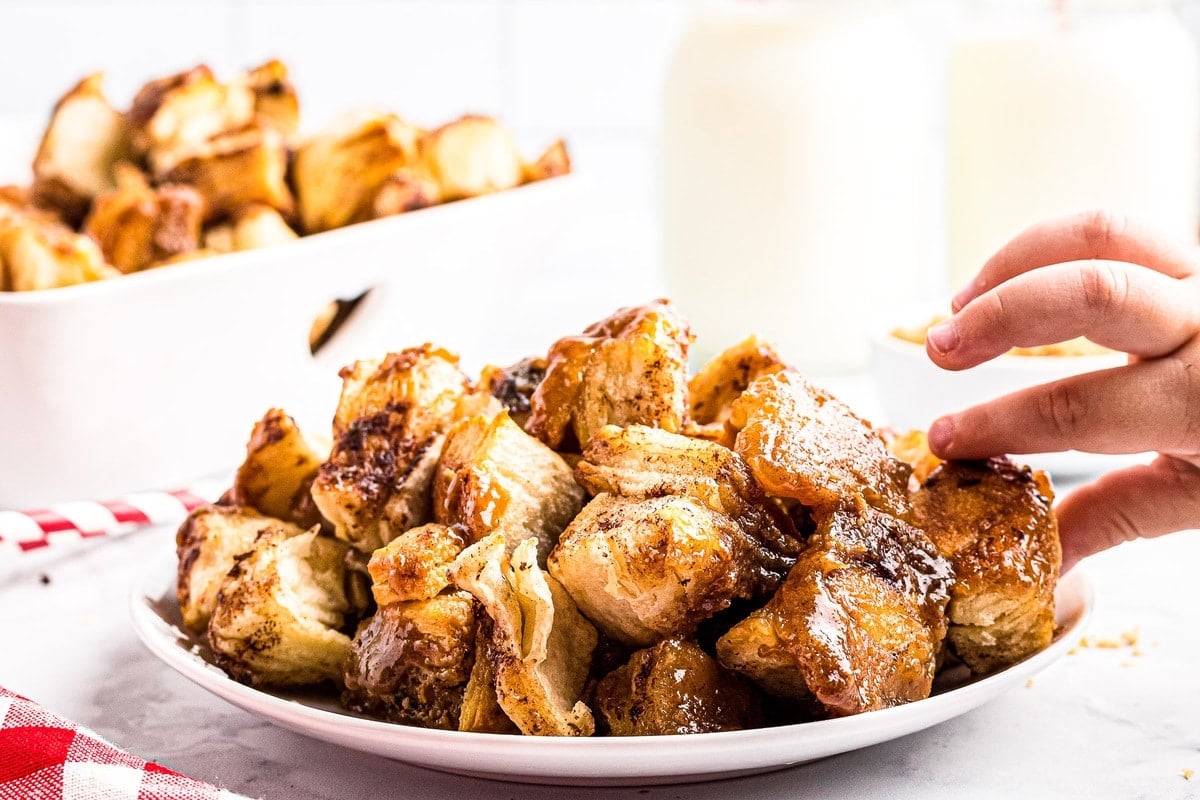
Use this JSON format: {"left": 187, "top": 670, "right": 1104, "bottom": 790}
{"left": 0, "top": 686, "right": 255, "bottom": 800}
{"left": 0, "top": 481, "right": 226, "bottom": 557}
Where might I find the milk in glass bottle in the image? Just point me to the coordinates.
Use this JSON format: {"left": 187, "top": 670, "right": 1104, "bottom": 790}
{"left": 948, "top": 0, "right": 1200, "bottom": 289}
{"left": 659, "top": 1, "right": 938, "bottom": 372}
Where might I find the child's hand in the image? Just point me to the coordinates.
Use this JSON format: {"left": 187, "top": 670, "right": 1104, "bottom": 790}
{"left": 924, "top": 211, "right": 1200, "bottom": 570}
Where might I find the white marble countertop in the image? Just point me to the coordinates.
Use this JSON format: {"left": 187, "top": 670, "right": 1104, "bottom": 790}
{"left": 2, "top": 471, "right": 1199, "bottom": 799}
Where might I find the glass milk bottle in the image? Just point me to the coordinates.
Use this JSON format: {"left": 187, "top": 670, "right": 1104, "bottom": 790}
{"left": 659, "top": 1, "right": 938, "bottom": 373}
{"left": 948, "top": 0, "right": 1200, "bottom": 290}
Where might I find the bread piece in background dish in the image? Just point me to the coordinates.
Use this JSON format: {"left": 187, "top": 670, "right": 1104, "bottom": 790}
{"left": 717, "top": 498, "right": 953, "bottom": 716}
{"left": 594, "top": 638, "right": 764, "bottom": 735}
{"left": 203, "top": 203, "right": 297, "bottom": 254}
{"left": 526, "top": 299, "right": 693, "bottom": 452}
{"left": 241, "top": 59, "right": 299, "bottom": 142}
{"left": 175, "top": 505, "right": 302, "bottom": 633}
{"left": 361, "top": 166, "right": 441, "bottom": 221}
{"left": 522, "top": 139, "right": 571, "bottom": 184}
{"left": 127, "top": 64, "right": 255, "bottom": 176}
{"left": 419, "top": 115, "right": 523, "bottom": 202}
{"left": 31, "top": 73, "right": 130, "bottom": 226}
{"left": 292, "top": 110, "right": 421, "bottom": 233}
{"left": 910, "top": 457, "right": 1061, "bottom": 675}
{"left": 0, "top": 217, "right": 116, "bottom": 291}
{"left": 208, "top": 525, "right": 352, "bottom": 688}
{"left": 163, "top": 124, "right": 293, "bottom": 221}
{"left": 84, "top": 165, "right": 205, "bottom": 273}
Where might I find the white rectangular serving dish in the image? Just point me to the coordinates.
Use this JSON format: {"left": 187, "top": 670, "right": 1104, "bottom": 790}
{"left": 0, "top": 176, "right": 576, "bottom": 508}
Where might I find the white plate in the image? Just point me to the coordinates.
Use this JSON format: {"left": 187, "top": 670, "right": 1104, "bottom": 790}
{"left": 130, "top": 549, "right": 1093, "bottom": 787}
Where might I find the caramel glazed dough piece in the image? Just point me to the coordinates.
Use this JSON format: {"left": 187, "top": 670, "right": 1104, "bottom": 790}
{"left": 730, "top": 370, "right": 913, "bottom": 519}
{"left": 311, "top": 345, "right": 471, "bottom": 554}
{"left": 550, "top": 424, "right": 802, "bottom": 647}
{"left": 717, "top": 497, "right": 954, "bottom": 716}
{"left": 574, "top": 423, "right": 801, "bottom": 583}
{"left": 525, "top": 299, "right": 693, "bottom": 452}
{"left": 911, "top": 457, "right": 1061, "bottom": 675}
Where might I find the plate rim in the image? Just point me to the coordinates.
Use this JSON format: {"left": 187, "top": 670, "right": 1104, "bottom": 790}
{"left": 130, "top": 546, "right": 1094, "bottom": 785}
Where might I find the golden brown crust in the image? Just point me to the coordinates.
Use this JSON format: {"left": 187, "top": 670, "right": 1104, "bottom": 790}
{"left": 175, "top": 504, "right": 297, "bottom": 632}
{"left": 717, "top": 499, "right": 953, "bottom": 716}
{"left": 527, "top": 299, "right": 693, "bottom": 451}
{"left": 574, "top": 423, "right": 801, "bottom": 582}
{"left": 434, "top": 411, "right": 585, "bottom": 565}
{"left": 688, "top": 335, "right": 787, "bottom": 433}
{"left": 83, "top": 165, "right": 205, "bottom": 273}
{"left": 911, "top": 458, "right": 1061, "bottom": 674}
{"left": 731, "top": 371, "right": 912, "bottom": 518}
{"left": 549, "top": 493, "right": 780, "bottom": 646}
{"left": 458, "top": 616, "right": 520, "bottom": 733}
{"left": 594, "top": 638, "right": 764, "bottom": 735}
{"left": 162, "top": 123, "right": 293, "bottom": 221}
{"left": 226, "top": 408, "right": 327, "bottom": 529}
{"left": 341, "top": 591, "right": 478, "bottom": 729}
{"left": 311, "top": 346, "right": 471, "bottom": 553}
{"left": 451, "top": 535, "right": 598, "bottom": 736}
{"left": 208, "top": 526, "right": 352, "bottom": 688}
{"left": 367, "top": 523, "right": 467, "bottom": 605}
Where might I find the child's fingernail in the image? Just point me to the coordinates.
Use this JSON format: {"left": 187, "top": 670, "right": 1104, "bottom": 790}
{"left": 926, "top": 321, "right": 959, "bottom": 355}
{"left": 928, "top": 417, "right": 954, "bottom": 454}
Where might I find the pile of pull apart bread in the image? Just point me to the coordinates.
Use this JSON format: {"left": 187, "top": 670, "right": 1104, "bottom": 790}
{"left": 176, "top": 300, "right": 1061, "bottom": 737}
{"left": 0, "top": 61, "right": 567, "bottom": 292}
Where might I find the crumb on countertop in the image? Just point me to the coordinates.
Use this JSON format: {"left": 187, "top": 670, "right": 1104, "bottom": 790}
{"left": 1183, "top": 768, "right": 1194, "bottom": 781}
{"left": 1072, "top": 629, "right": 1145, "bottom": 658}
{"left": 1025, "top": 678, "right": 1035, "bottom": 688}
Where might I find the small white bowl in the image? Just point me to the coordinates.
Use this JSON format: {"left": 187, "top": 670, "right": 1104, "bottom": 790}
{"left": 869, "top": 312, "right": 1145, "bottom": 477}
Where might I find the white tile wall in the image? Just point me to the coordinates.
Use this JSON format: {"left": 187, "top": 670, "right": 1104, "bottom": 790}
{"left": 231, "top": 1, "right": 508, "bottom": 128}
{"left": 0, "top": 1, "right": 237, "bottom": 113}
